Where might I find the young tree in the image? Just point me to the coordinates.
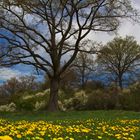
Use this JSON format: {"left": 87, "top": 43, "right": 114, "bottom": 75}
{"left": 97, "top": 36, "right": 140, "bottom": 89}
{"left": 0, "top": 0, "right": 138, "bottom": 111}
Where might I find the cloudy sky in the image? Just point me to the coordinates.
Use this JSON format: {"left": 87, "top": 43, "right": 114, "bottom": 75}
{"left": 88, "top": 0, "right": 140, "bottom": 44}
{"left": 0, "top": 0, "right": 140, "bottom": 83}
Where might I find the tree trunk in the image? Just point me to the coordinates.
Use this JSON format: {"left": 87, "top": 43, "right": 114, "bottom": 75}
{"left": 81, "top": 68, "right": 85, "bottom": 89}
{"left": 47, "top": 77, "right": 60, "bottom": 112}
{"left": 118, "top": 75, "right": 123, "bottom": 89}
{"left": 81, "top": 74, "right": 85, "bottom": 89}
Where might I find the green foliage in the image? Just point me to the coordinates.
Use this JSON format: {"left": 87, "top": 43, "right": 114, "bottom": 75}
{"left": 1, "top": 78, "right": 140, "bottom": 112}
{"left": 97, "top": 36, "right": 140, "bottom": 88}
{"left": 15, "top": 90, "right": 50, "bottom": 111}
{"left": 121, "top": 82, "right": 140, "bottom": 111}
{"left": 62, "top": 90, "right": 88, "bottom": 110}
{"left": 17, "top": 98, "right": 36, "bottom": 111}
{"left": 84, "top": 83, "right": 140, "bottom": 111}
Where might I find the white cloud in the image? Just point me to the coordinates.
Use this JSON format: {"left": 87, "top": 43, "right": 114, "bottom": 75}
{"left": 133, "top": 0, "right": 140, "bottom": 9}
{"left": 0, "top": 68, "right": 22, "bottom": 81}
{"left": 87, "top": 20, "right": 140, "bottom": 44}
{"left": 87, "top": 1, "right": 140, "bottom": 44}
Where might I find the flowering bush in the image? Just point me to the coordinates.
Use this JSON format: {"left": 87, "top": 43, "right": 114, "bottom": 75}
{"left": 34, "top": 101, "right": 46, "bottom": 111}
{"left": 58, "top": 100, "right": 66, "bottom": 111}
{"left": 16, "top": 90, "right": 50, "bottom": 111}
{"left": 74, "top": 90, "right": 88, "bottom": 105}
{"left": 0, "top": 102, "right": 16, "bottom": 112}
{"left": 62, "top": 90, "right": 88, "bottom": 110}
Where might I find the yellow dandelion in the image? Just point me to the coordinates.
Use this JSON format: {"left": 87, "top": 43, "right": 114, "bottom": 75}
{"left": 0, "top": 136, "right": 13, "bottom": 140}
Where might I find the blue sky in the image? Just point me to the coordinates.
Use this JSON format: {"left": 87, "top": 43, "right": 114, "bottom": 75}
{"left": 0, "top": 37, "right": 44, "bottom": 83}
{"left": 0, "top": 65, "right": 44, "bottom": 84}
{"left": 0, "top": 0, "right": 140, "bottom": 83}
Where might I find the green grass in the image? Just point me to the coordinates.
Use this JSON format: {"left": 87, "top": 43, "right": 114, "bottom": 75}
{"left": 0, "top": 110, "right": 140, "bottom": 121}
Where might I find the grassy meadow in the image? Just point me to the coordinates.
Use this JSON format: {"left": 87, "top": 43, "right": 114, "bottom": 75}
{"left": 0, "top": 111, "right": 140, "bottom": 140}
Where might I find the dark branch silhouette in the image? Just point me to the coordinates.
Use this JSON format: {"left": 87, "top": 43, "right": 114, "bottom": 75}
{"left": 0, "top": 0, "right": 138, "bottom": 111}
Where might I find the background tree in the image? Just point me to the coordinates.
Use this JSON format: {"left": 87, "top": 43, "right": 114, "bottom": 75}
{"left": 60, "top": 68, "right": 80, "bottom": 90}
{"left": 1, "top": 77, "right": 19, "bottom": 95}
{"left": 97, "top": 36, "right": 140, "bottom": 89}
{"left": 0, "top": 75, "right": 41, "bottom": 105}
{"left": 0, "top": 0, "right": 138, "bottom": 111}
{"left": 42, "top": 68, "right": 79, "bottom": 91}
{"left": 0, "top": 75, "right": 40, "bottom": 95}
{"left": 72, "top": 51, "right": 95, "bottom": 89}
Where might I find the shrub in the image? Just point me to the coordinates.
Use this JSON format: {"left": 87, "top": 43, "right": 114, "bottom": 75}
{"left": 62, "top": 90, "right": 88, "bottom": 110}
{"left": 34, "top": 100, "right": 47, "bottom": 111}
{"left": 85, "top": 88, "right": 120, "bottom": 110}
{"left": 0, "top": 102, "right": 16, "bottom": 112}
{"left": 17, "top": 98, "right": 36, "bottom": 111}
{"left": 15, "top": 90, "right": 50, "bottom": 111}
{"left": 128, "top": 83, "right": 140, "bottom": 111}
{"left": 63, "top": 98, "right": 74, "bottom": 110}
{"left": 86, "top": 90, "right": 105, "bottom": 110}
{"left": 58, "top": 100, "right": 66, "bottom": 111}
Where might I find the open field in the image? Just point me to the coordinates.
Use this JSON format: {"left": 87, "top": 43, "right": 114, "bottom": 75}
{"left": 0, "top": 111, "right": 140, "bottom": 140}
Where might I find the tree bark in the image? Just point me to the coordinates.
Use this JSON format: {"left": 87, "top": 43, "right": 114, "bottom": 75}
{"left": 47, "top": 77, "right": 60, "bottom": 112}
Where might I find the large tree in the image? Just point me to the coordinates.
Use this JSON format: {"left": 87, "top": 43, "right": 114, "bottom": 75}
{"left": 0, "top": 0, "right": 138, "bottom": 111}
{"left": 97, "top": 36, "right": 140, "bottom": 89}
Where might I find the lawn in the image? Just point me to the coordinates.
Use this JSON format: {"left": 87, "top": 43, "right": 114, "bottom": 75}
{"left": 0, "top": 110, "right": 140, "bottom": 140}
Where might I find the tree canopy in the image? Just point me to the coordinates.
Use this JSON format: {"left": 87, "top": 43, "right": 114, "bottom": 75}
{"left": 97, "top": 36, "right": 140, "bottom": 89}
